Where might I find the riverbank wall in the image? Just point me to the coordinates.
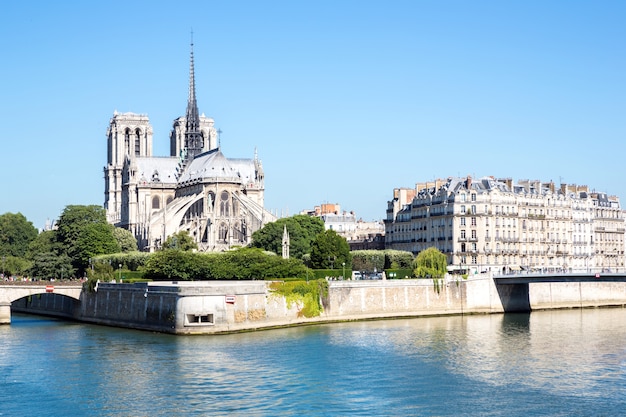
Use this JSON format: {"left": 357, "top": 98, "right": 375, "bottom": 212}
{"left": 11, "top": 276, "right": 626, "bottom": 334}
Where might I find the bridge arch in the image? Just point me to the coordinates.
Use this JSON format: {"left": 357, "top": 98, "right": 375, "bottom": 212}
{"left": 0, "top": 285, "right": 83, "bottom": 325}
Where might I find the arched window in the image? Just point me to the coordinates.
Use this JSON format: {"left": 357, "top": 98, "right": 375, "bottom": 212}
{"left": 166, "top": 196, "right": 174, "bottom": 205}
{"left": 135, "top": 129, "right": 141, "bottom": 156}
{"left": 240, "top": 219, "right": 247, "bottom": 242}
{"left": 219, "top": 222, "right": 228, "bottom": 242}
{"left": 207, "top": 192, "right": 215, "bottom": 211}
{"left": 152, "top": 196, "right": 160, "bottom": 210}
{"left": 220, "top": 191, "right": 230, "bottom": 216}
{"left": 124, "top": 128, "right": 131, "bottom": 154}
{"left": 232, "top": 198, "right": 239, "bottom": 216}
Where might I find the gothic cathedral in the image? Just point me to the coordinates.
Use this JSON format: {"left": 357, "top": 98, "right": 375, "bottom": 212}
{"left": 104, "top": 41, "right": 276, "bottom": 252}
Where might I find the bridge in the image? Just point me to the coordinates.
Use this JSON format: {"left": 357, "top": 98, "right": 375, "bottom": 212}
{"left": 494, "top": 272, "right": 626, "bottom": 285}
{"left": 0, "top": 283, "right": 83, "bottom": 324}
{"left": 492, "top": 272, "right": 626, "bottom": 312}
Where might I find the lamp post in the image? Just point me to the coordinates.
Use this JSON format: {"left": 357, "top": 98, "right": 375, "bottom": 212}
{"left": 2, "top": 256, "right": 5, "bottom": 279}
{"left": 342, "top": 262, "right": 346, "bottom": 280}
{"left": 118, "top": 264, "right": 122, "bottom": 282}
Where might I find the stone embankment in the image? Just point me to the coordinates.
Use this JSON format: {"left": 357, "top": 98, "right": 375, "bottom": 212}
{"left": 11, "top": 275, "right": 626, "bottom": 334}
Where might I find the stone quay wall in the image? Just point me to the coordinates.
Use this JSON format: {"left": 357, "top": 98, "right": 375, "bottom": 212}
{"left": 10, "top": 276, "right": 626, "bottom": 334}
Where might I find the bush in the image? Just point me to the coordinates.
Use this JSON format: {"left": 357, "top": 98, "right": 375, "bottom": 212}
{"left": 142, "top": 247, "right": 311, "bottom": 281}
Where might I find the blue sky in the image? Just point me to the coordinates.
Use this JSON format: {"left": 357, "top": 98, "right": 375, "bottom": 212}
{"left": 1, "top": 1, "right": 625, "bottom": 230}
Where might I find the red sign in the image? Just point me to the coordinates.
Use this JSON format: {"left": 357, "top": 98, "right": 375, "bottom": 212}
{"left": 225, "top": 295, "right": 236, "bottom": 304}
{"left": 45, "top": 285, "right": 54, "bottom": 293}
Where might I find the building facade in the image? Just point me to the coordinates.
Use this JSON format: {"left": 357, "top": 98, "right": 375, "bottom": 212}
{"left": 385, "top": 176, "right": 625, "bottom": 274}
{"left": 104, "top": 42, "right": 275, "bottom": 252}
{"left": 301, "top": 203, "right": 385, "bottom": 250}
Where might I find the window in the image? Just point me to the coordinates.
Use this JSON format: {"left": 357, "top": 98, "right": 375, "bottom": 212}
{"left": 152, "top": 196, "right": 160, "bottom": 209}
{"left": 185, "top": 313, "right": 214, "bottom": 326}
{"left": 471, "top": 193, "right": 477, "bottom": 202}
{"left": 220, "top": 191, "right": 230, "bottom": 216}
{"left": 219, "top": 222, "right": 228, "bottom": 242}
{"left": 471, "top": 229, "right": 477, "bottom": 239}
{"left": 135, "top": 129, "right": 141, "bottom": 156}
{"left": 460, "top": 217, "right": 466, "bottom": 226}
{"left": 461, "top": 230, "right": 466, "bottom": 239}
{"left": 124, "top": 128, "right": 131, "bottom": 154}
{"left": 471, "top": 217, "right": 477, "bottom": 226}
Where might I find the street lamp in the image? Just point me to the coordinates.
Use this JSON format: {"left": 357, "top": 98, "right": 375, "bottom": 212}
{"left": 118, "top": 264, "right": 122, "bottom": 282}
{"left": 342, "top": 262, "right": 346, "bottom": 280}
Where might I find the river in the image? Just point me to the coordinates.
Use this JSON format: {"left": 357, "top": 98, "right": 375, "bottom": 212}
{"left": 1, "top": 308, "right": 625, "bottom": 416}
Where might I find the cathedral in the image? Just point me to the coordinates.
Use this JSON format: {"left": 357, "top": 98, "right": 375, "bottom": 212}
{"left": 104, "top": 42, "right": 276, "bottom": 252}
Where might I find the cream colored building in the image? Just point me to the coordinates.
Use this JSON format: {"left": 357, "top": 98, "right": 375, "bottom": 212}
{"left": 104, "top": 43, "right": 275, "bottom": 252}
{"left": 385, "top": 176, "right": 625, "bottom": 274}
{"left": 301, "top": 203, "right": 385, "bottom": 249}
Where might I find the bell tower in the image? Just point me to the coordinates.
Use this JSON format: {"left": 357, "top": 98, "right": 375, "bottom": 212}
{"left": 104, "top": 112, "right": 153, "bottom": 224}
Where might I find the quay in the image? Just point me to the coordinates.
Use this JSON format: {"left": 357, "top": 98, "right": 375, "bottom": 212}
{"left": 4, "top": 273, "right": 626, "bottom": 334}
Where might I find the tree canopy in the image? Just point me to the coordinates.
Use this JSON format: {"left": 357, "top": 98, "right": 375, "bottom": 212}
{"left": 309, "top": 229, "right": 352, "bottom": 270}
{"left": 113, "top": 227, "right": 138, "bottom": 252}
{"left": 163, "top": 230, "right": 197, "bottom": 251}
{"left": 413, "top": 247, "right": 447, "bottom": 279}
{"left": 143, "top": 247, "right": 309, "bottom": 281}
{"left": 250, "top": 215, "right": 324, "bottom": 259}
{"left": 0, "top": 212, "right": 38, "bottom": 258}
{"left": 54, "top": 205, "right": 120, "bottom": 275}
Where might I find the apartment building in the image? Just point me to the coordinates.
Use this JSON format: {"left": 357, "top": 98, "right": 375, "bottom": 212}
{"left": 385, "top": 176, "right": 624, "bottom": 274}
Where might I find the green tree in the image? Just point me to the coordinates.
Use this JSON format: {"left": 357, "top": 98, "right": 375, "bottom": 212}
{"left": 27, "top": 230, "right": 58, "bottom": 259}
{"left": 113, "top": 227, "right": 138, "bottom": 252}
{"left": 413, "top": 247, "right": 447, "bottom": 292}
{"left": 29, "top": 252, "right": 74, "bottom": 281}
{"left": 251, "top": 215, "right": 324, "bottom": 259}
{"left": 55, "top": 205, "right": 120, "bottom": 275}
{"left": 0, "top": 212, "right": 39, "bottom": 258}
{"left": 143, "top": 249, "right": 203, "bottom": 281}
{"left": 163, "top": 230, "right": 197, "bottom": 251}
{"left": 310, "top": 229, "right": 351, "bottom": 270}
{"left": 1, "top": 255, "right": 32, "bottom": 277}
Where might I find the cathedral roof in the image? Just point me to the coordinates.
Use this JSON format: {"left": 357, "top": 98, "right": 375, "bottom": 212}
{"left": 135, "top": 157, "right": 179, "bottom": 184}
{"left": 177, "top": 148, "right": 256, "bottom": 185}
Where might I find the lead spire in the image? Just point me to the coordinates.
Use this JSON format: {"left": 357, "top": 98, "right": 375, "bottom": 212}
{"left": 184, "top": 31, "right": 203, "bottom": 161}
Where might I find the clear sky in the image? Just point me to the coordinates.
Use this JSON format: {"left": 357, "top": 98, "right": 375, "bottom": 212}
{"left": 1, "top": 1, "right": 625, "bottom": 230}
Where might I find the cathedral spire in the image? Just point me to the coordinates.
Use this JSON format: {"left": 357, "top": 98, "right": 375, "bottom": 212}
{"left": 184, "top": 32, "right": 203, "bottom": 161}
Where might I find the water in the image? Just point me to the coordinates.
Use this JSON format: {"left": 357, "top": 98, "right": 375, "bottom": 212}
{"left": 1, "top": 309, "right": 625, "bottom": 417}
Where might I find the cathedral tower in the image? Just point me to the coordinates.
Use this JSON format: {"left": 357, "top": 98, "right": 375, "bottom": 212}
{"left": 104, "top": 112, "right": 153, "bottom": 223}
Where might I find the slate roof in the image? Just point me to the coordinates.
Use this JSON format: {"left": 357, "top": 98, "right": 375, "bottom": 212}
{"left": 177, "top": 148, "right": 256, "bottom": 184}
{"left": 135, "top": 157, "right": 179, "bottom": 184}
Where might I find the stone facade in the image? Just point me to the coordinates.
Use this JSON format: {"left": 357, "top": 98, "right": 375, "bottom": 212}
{"left": 103, "top": 43, "right": 275, "bottom": 252}
{"left": 385, "top": 176, "right": 625, "bottom": 274}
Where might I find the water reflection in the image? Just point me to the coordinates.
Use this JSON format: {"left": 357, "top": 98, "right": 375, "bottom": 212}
{"left": 2, "top": 310, "right": 626, "bottom": 416}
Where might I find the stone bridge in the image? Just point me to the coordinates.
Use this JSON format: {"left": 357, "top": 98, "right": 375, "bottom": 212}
{"left": 492, "top": 272, "right": 626, "bottom": 312}
{"left": 0, "top": 283, "right": 83, "bottom": 324}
